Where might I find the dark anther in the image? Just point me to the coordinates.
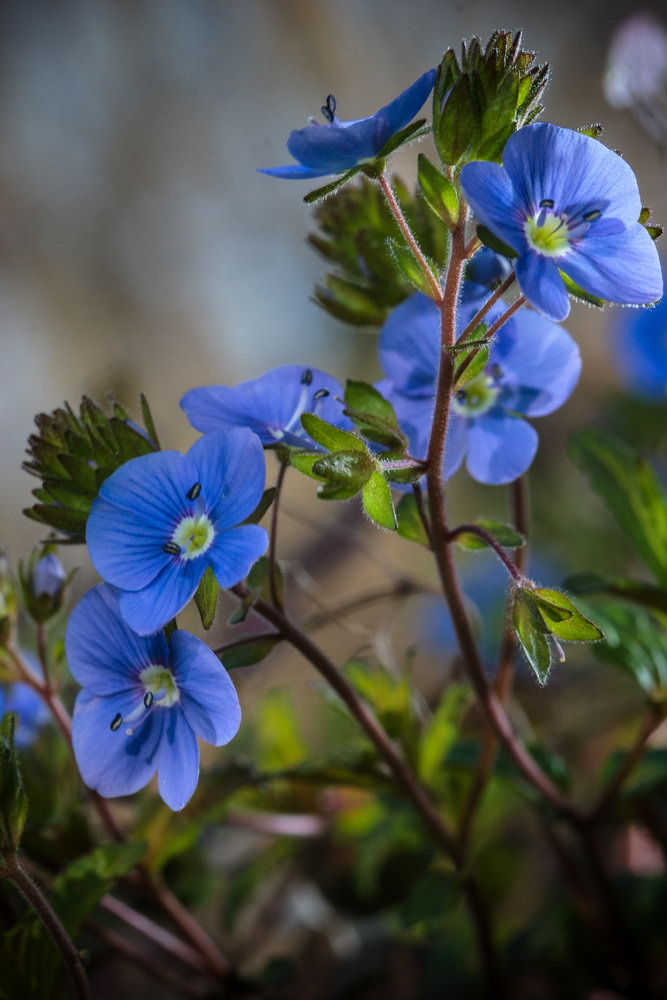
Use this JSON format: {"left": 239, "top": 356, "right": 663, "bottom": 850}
{"left": 456, "top": 390, "right": 467, "bottom": 402}
{"left": 491, "top": 363, "right": 503, "bottom": 380}
{"left": 539, "top": 198, "right": 554, "bottom": 208}
{"left": 321, "top": 94, "right": 336, "bottom": 123}
{"left": 110, "top": 713, "right": 122, "bottom": 732}
{"left": 313, "top": 388, "right": 330, "bottom": 400}
{"left": 143, "top": 692, "right": 154, "bottom": 709}
{"left": 301, "top": 369, "right": 313, "bottom": 385}
{"left": 163, "top": 541, "right": 181, "bottom": 556}
{"left": 186, "top": 482, "right": 201, "bottom": 500}
{"left": 583, "top": 209, "right": 602, "bottom": 223}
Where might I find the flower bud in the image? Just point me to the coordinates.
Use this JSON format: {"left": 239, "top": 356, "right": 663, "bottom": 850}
{"left": 20, "top": 550, "right": 68, "bottom": 624}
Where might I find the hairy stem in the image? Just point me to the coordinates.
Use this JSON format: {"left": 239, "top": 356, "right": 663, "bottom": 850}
{"left": 269, "top": 461, "right": 288, "bottom": 610}
{"left": 378, "top": 174, "right": 442, "bottom": 301}
{"left": 457, "top": 272, "right": 516, "bottom": 343}
{"left": 454, "top": 295, "right": 526, "bottom": 384}
{"left": 447, "top": 524, "right": 525, "bottom": 582}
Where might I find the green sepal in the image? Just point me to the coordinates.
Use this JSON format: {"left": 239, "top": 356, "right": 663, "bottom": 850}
{"left": 242, "top": 487, "right": 277, "bottom": 525}
{"left": 512, "top": 589, "right": 553, "bottom": 685}
{"left": 220, "top": 635, "right": 282, "bottom": 670}
{"left": 312, "top": 450, "right": 376, "bottom": 497}
{"left": 386, "top": 237, "right": 439, "bottom": 296}
{"left": 300, "top": 413, "right": 367, "bottom": 453}
{"left": 577, "top": 123, "right": 603, "bottom": 138}
{"left": 475, "top": 121, "right": 516, "bottom": 162}
{"left": 532, "top": 588, "right": 604, "bottom": 641}
{"left": 396, "top": 493, "right": 430, "bottom": 546}
{"left": 362, "top": 471, "right": 397, "bottom": 530}
{"left": 303, "top": 167, "right": 361, "bottom": 205}
{"left": 455, "top": 518, "right": 524, "bottom": 550}
{"left": 436, "top": 72, "right": 479, "bottom": 165}
{"left": 343, "top": 380, "right": 407, "bottom": 450}
{"left": 380, "top": 459, "right": 427, "bottom": 485}
{"left": 559, "top": 271, "right": 605, "bottom": 308}
{"left": 247, "top": 556, "right": 284, "bottom": 607}
{"left": 417, "top": 153, "right": 459, "bottom": 226}
{"left": 289, "top": 451, "right": 327, "bottom": 480}
{"left": 377, "top": 119, "right": 429, "bottom": 158}
{"left": 194, "top": 566, "right": 219, "bottom": 630}
{"left": 454, "top": 342, "right": 489, "bottom": 386}
{"left": 313, "top": 275, "right": 387, "bottom": 326}
{"left": 646, "top": 225, "right": 663, "bottom": 241}
{"left": 476, "top": 224, "right": 519, "bottom": 259}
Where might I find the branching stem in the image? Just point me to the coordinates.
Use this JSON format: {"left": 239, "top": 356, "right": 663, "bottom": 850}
{"left": 378, "top": 174, "right": 443, "bottom": 301}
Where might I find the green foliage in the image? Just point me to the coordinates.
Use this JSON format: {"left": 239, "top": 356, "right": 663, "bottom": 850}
{"left": 512, "top": 585, "right": 604, "bottom": 684}
{"left": 386, "top": 236, "right": 439, "bottom": 296}
{"left": 308, "top": 176, "right": 450, "bottom": 327}
{"left": 531, "top": 588, "right": 604, "bottom": 641}
{"left": 433, "top": 31, "right": 549, "bottom": 166}
{"left": 361, "top": 471, "right": 398, "bottom": 530}
{"left": 23, "top": 396, "right": 158, "bottom": 543}
{"left": 417, "top": 154, "right": 459, "bottom": 226}
{"left": 344, "top": 381, "right": 407, "bottom": 450}
{"left": 454, "top": 518, "right": 524, "bottom": 550}
{"left": 590, "top": 602, "right": 667, "bottom": 695}
{"left": 559, "top": 271, "right": 605, "bottom": 307}
{"left": 418, "top": 685, "right": 471, "bottom": 786}
{"left": 396, "top": 493, "right": 430, "bottom": 546}
{"left": 569, "top": 429, "right": 667, "bottom": 587}
{"left": 476, "top": 224, "right": 519, "bottom": 258}
{"left": 220, "top": 634, "right": 282, "bottom": 670}
{"left": 194, "top": 566, "right": 218, "bottom": 630}
{"left": 513, "top": 589, "right": 553, "bottom": 684}
{"left": 454, "top": 339, "right": 489, "bottom": 386}
{"left": 0, "top": 716, "right": 28, "bottom": 854}
{"left": 565, "top": 572, "right": 667, "bottom": 624}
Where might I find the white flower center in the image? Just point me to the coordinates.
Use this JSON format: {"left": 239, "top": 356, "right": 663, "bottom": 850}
{"left": 171, "top": 514, "right": 215, "bottom": 560}
{"left": 452, "top": 373, "right": 500, "bottom": 418}
{"left": 139, "top": 664, "right": 180, "bottom": 708}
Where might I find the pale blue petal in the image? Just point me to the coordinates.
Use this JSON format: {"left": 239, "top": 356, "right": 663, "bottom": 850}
{"left": 119, "top": 558, "right": 205, "bottom": 635}
{"left": 460, "top": 160, "right": 525, "bottom": 253}
{"left": 444, "top": 412, "right": 469, "bottom": 479}
{"left": 188, "top": 428, "right": 266, "bottom": 529}
{"left": 378, "top": 293, "right": 440, "bottom": 396}
{"left": 515, "top": 253, "right": 570, "bottom": 321}
{"left": 157, "top": 708, "right": 200, "bottom": 811}
{"left": 86, "top": 497, "right": 171, "bottom": 591}
{"left": 287, "top": 122, "right": 379, "bottom": 172}
{"left": 613, "top": 286, "right": 667, "bottom": 398}
{"left": 66, "top": 584, "right": 168, "bottom": 695}
{"left": 208, "top": 525, "right": 268, "bottom": 589}
{"left": 171, "top": 631, "right": 242, "bottom": 746}
{"left": 6, "top": 684, "right": 50, "bottom": 748}
{"left": 98, "top": 450, "right": 192, "bottom": 525}
{"left": 257, "top": 164, "right": 337, "bottom": 179}
{"left": 376, "top": 68, "right": 435, "bottom": 136}
{"left": 560, "top": 224, "right": 663, "bottom": 306}
{"left": 466, "top": 411, "right": 538, "bottom": 485}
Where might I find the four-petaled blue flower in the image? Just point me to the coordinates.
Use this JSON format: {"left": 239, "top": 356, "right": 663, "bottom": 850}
{"left": 181, "top": 365, "right": 349, "bottom": 448}
{"left": 613, "top": 258, "right": 667, "bottom": 399}
{"left": 86, "top": 428, "right": 268, "bottom": 635}
{"left": 67, "top": 585, "right": 241, "bottom": 811}
{"left": 377, "top": 291, "right": 581, "bottom": 485}
{"left": 461, "top": 123, "right": 663, "bottom": 321}
{"left": 258, "top": 69, "right": 435, "bottom": 180}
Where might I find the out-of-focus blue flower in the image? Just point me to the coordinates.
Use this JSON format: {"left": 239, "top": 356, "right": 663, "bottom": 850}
{"left": 377, "top": 291, "right": 581, "bottom": 485}
{"left": 67, "top": 585, "right": 241, "bottom": 811}
{"left": 463, "top": 247, "right": 513, "bottom": 299}
{"left": 613, "top": 260, "right": 667, "bottom": 399}
{"left": 258, "top": 70, "right": 435, "bottom": 180}
{"left": 461, "top": 123, "right": 663, "bottom": 321}
{"left": 181, "top": 365, "right": 350, "bottom": 448}
{"left": 31, "top": 553, "right": 66, "bottom": 600}
{"left": 86, "top": 429, "right": 268, "bottom": 635}
{"left": 0, "top": 652, "right": 50, "bottom": 749}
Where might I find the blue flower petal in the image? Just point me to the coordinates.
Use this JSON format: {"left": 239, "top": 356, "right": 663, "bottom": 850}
{"left": 98, "top": 449, "right": 191, "bottom": 525}
{"left": 72, "top": 688, "right": 162, "bottom": 799}
{"left": 460, "top": 160, "right": 525, "bottom": 253}
{"left": 378, "top": 294, "right": 440, "bottom": 396}
{"left": 502, "top": 123, "right": 642, "bottom": 229}
{"left": 208, "top": 525, "right": 268, "bottom": 589}
{"left": 257, "top": 164, "right": 337, "bottom": 180}
{"left": 86, "top": 498, "right": 172, "bottom": 591}
{"left": 514, "top": 253, "right": 570, "bottom": 321}
{"left": 171, "top": 631, "right": 241, "bottom": 746}
{"left": 119, "top": 558, "right": 205, "bottom": 635}
{"left": 66, "top": 584, "right": 168, "bottom": 694}
{"left": 465, "top": 411, "right": 538, "bottom": 485}
{"left": 444, "top": 412, "right": 469, "bottom": 479}
{"left": 6, "top": 684, "right": 50, "bottom": 749}
{"left": 492, "top": 311, "right": 582, "bottom": 416}
{"left": 156, "top": 707, "right": 200, "bottom": 811}
{"left": 188, "top": 428, "right": 265, "bottom": 530}
{"left": 613, "top": 274, "right": 667, "bottom": 398}
{"left": 560, "top": 224, "right": 663, "bottom": 306}
{"left": 375, "top": 68, "right": 436, "bottom": 136}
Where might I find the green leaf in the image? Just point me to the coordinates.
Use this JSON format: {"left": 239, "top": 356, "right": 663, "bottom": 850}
{"left": 289, "top": 450, "right": 326, "bottom": 480}
{"left": 564, "top": 572, "right": 667, "bottom": 622}
{"left": 312, "top": 450, "right": 375, "bottom": 497}
{"left": 242, "top": 487, "right": 277, "bottom": 525}
{"left": 532, "top": 588, "right": 604, "bottom": 641}
{"left": 140, "top": 392, "right": 161, "bottom": 448}
{"left": 474, "top": 121, "right": 516, "bottom": 162}
{"left": 377, "top": 118, "right": 428, "bottom": 158}
{"left": 303, "top": 167, "right": 361, "bottom": 205}
{"left": 194, "top": 566, "right": 218, "bottom": 630}
{"left": 454, "top": 518, "right": 524, "bottom": 550}
{"left": 512, "top": 589, "right": 553, "bottom": 684}
{"left": 569, "top": 429, "right": 667, "bottom": 586}
{"left": 454, "top": 342, "right": 489, "bottom": 386}
{"left": 476, "top": 224, "right": 519, "bottom": 258}
{"left": 418, "top": 684, "right": 471, "bottom": 784}
{"left": 343, "top": 380, "right": 407, "bottom": 449}
{"left": 247, "top": 555, "right": 284, "bottom": 606}
{"left": 591, "top": 602, "right": 667, "bottom": 694}
{"left": 559, "top": 270, "right": 605, "bottom": 307}
{"left": 300, "top": 413, "right": 367, "bottom": 453}
{"left": 221, "top": 635, "right": 281, "bottom": 670}
{"left": 386, "top": 237, "right": 439, "bottom": 296}
{"left": 396, "top": 493, "right": 430, "bottom": 546}
{"left": 417, "top": 153, "right": 458, "bottom": 225}
{"left": 362, "top": 471, "right": 397, "bottom": 530}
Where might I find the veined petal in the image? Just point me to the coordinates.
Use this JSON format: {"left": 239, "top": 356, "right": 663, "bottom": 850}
{"left": 208, "top": 525, "right": 268, "bottom": 589}
{"left": 188, "top": 428, "right": 266, "bottom": 529}
{"left": 492, "top": 311, "right": 582, "bottom": 416}
{"left": 515, "top": 253, "right": 570, "bottom": 321}
{"left": 98, "top": 449, "right": 192, "bottom": 525}
{"left": 171, "top": 631, "right": 242, "bottom": 746}
{"left": 119, "top": 558, "right": 205, "bottom": 636}
{"left": 66, "top": 584, "right": 168, "bottom": 694}
{"left": 460, "top": 161, "right": 525, "bottom": 253}
{"left": 560, "top": 224, "right": 663, "bottom": 306}
{"left": 502, "top": 123, "right": 642, "bottom": 227}
{"left": 157, "top": 707, "right": 200, "bottom": 811}
{"left": 86, "top": 497, "right": 172, "bottom": 591}
{"left": 466, "top": 411, "right": 538, "bottom": 485}
{"left": 287, "top": 122, "right": 379, "bottom": 172}
{"left": 374, "top": 68, "right": 436, "bottom": 136}
{"left": 72, "top": 689, "right": 162, "bottom": 799}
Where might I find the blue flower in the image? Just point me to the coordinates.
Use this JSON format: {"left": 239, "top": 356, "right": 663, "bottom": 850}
{"left": 463, "top": 247, "right": 513, "bottom": 299}
{"left": 67, "top": 585, "right": 241, "bottom": 811}
{"left": 377, "top": 291, "right": 581, "bottom": 485}
{"left": 181, "top": 365, "right": 350, "bottom": 448}
{"left": 258, "top": 70, "right": 435, "bottom": 180}
{"left": 86, "top": 428, "right": 268, "bottom": 635}
{"left": 31, "top": 553, "right": 66, "bottom": 600}
{"left": 613, "top": 259, "right": 667, "bottom": 399}
{"left": 460, "top": 123, "right": 663, "bottom": 321}
{"left": 1, "top": 654, "right": 50, "bottom": 749}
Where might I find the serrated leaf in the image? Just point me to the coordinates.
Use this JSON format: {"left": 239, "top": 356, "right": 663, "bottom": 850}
{"left": 303, "top": 166, "right": 361, "bottom": 205}
{"left": 417, "top": 153, "right": 458, "bottom": 225}
{"left": 386, "top": 237, "right": 438, "bottom": 296}
{"left": 361, "top": 471, "right": 397, "bottom": 530}
{"left": 194, "top": 565, "right": 218, "bottom": 630}
{"left": 532, "top": 588, "right": 604, "bottom": 641}
{"left": 513, "top": 589, "right": 553, "bottom": 684}
{"left": 455, "top": 518, "right": 524, "bottom": 550}
{"left": 559, "top": 271, "right": 605, "bottom": 307}
{"left": 242, "top": 487, "right": 277, "bottom": 525}
{"left": 476, "top": 224, "right": 519, "bottom": 258}
{"left": 220, "top": 635, "right": 281, "bottom": 670}
{"left": 396, "top": 493, "right": 430, "bottom": 546}
{"left": 300, "top": 413, "right": 367, "bottom": 453}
